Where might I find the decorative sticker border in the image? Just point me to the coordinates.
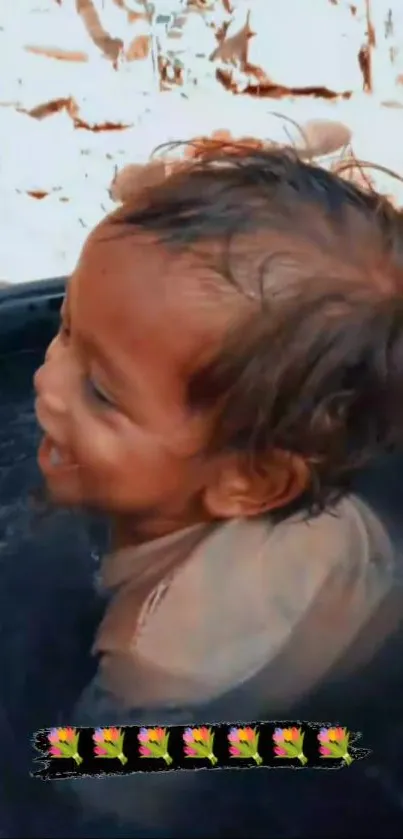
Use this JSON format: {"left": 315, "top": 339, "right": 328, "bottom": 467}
{"left": 32, "top": 721, "right": 371, "bottom": 779}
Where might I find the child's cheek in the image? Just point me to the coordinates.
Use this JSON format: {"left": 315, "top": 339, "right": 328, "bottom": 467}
{"left": 74, "top": 416, "right": 120, "bottom": 474}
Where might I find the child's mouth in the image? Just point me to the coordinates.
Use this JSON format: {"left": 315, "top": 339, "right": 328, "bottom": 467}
{"left": 38, "top": 434, "right": 78, "bottom": 478}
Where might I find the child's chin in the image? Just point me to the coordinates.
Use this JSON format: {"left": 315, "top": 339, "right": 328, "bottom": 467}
{"left": 42, "top": 474, "right": 115, "bottom": 515}
{"left": 41, "top": 471, "right": 83, "bottom": 507}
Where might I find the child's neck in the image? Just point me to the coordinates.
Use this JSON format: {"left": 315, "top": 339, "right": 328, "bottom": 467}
{"left": 110, "top": 512, "right": 212, "bottom": 552}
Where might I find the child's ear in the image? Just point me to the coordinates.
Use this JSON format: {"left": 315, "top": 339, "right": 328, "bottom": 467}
{"left": 202, "top": 451, "right": 310, "bottom": 519}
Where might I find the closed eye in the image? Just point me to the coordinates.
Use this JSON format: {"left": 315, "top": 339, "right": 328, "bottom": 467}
{"left": 85, "top": 378, "right": 116, "bottom": 408}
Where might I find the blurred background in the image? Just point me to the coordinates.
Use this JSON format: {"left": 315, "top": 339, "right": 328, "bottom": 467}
{"left": 1, "top": 0, "right": 403, "bottom": 284}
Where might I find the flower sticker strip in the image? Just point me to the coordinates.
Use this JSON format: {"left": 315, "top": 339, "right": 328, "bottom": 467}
{"left": 138, "top": 727, "right": 173, "bottom": 765}
{"left": 32, "top": 721, "right": 371, "bottom": 778}
{"left": 48, "top": 728, "right": 82, "bottom": 766}
{"left": 93, "top": 727, "right": 128, "bottom": 765}
{"left": 228, "top": 726, "right": 262, "bottom": 766}
{"left": 183, "top": 727, "right": 218, "bottom": 766}
{"left": 273, "top": 727, "right": 308, "bottom": 765}
{"left": 318, "top": 727, "right": 353, "bottom": 766}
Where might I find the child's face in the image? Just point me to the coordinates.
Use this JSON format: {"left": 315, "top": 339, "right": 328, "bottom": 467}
{"left": 34, "top": 221, "right": 239, "bottom": 536}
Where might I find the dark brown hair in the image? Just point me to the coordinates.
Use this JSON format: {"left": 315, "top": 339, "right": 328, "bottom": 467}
{"left": 113, "top": 144, "right": 403, "bottom": 511}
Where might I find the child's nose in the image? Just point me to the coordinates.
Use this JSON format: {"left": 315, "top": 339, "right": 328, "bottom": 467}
{"left": 34, "top": 341, "right": 72, "bottom": 417}
{"left": 34, "top": 362, "right": 68, "bottom": 418}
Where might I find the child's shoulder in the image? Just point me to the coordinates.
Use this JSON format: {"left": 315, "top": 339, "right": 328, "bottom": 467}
{"left": 90, "top": 494, "right": 395, "bottom": 712}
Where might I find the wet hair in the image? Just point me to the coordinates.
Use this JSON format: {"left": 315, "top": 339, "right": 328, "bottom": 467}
{"left": 112, "top": 145, "right": 403, "bottom": 511}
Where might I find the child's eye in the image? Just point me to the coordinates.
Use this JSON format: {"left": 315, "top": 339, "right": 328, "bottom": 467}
{"left": 85, "top": 378, "right": 115, "bottom": 409}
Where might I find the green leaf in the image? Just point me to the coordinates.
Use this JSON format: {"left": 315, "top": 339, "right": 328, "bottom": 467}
{"left": 162, "top": 733, "right": 170, "bottom": 752}
{"left": 117, "top": 734, "right": 125, "bottom": 752}
{"left": 103, "top": 741, "right": 120, "bottom": 757}
{"left": 56, "top": 741, "right": 75, "bottom": 757}
{"left": 73, "top": 733, "right": 80, "bottom": 752}
{"left": 146, "top": 742, "right": 165, "bottom": 758}
{"left": 194, "top": 742, "right": 210, "bottom": 758}
{"left": 329, "top": 742, "right": 344, "bottom": 758}
{"left": 283, "top": 742, "right": 299, "bottom": 757}
{"left": 239, "top": 742, "right": 254, "bottom": 758}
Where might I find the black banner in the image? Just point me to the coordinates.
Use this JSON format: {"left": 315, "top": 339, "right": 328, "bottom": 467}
{"left": 31, "top": 722, "right": 371, "bottom": 779}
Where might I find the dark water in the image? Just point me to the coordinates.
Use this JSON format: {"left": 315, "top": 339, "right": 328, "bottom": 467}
{"left": 0, "top": 350, "right": 107, "bottom": 837}
{"left": 1, "top": 349, "right": 403, "bottom": 838}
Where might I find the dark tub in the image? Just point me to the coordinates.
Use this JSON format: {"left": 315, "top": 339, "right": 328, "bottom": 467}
{"left": 1, "top": 280, "right": 403, "bottom": 838}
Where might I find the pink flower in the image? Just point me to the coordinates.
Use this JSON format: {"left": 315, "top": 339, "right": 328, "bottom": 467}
{"left": 275, "top": 727, "right": 299, "bottom": 743}
{"left": 138, "top": 728, "right": 149, "bottom": 744}
{"left": 138, "top": 727, "right": 166, "bottom": 744}
{"left": 274, "top": 746, "right": 287, "bottom": 757}
{"left": 48, "top": 727, "right": 78, "bottom": 748}
{"left": 228, "top": 727, "right": 255, "bottom": 743}
{"left": 139, "top": 746, "right": 152, "bottom": 757}
{"left": 47, "top": 727, "right": 82, "bottom": 765}
{"left": 93, "top": 727, "right": 121, "bottom": 743}
{"left": 94, "top": 746, "right": 108, "bottom": 757}
{"left": 183, "top": 727, "right": 217, "bottom": 765}
{"left": 273, "top": 728, "right": 284, "bottom": 743}
{"left": 229, "top": 746, "right": 242, "bottom": 757}
{"left": 49, "top": 727, "right": 76, "bottom": 743}
{"left": 320, "top": 746, "right": 332, "bottom": 756}
{"left": 319, "top": 727, "right": 346, "bottom": 744}
{"left": 184, "top": 727, "right": 210, "bottom": 744}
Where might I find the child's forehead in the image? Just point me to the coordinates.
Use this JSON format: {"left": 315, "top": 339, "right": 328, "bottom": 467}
{"left": 81, "top": 221, "right": 223, "bottom": 301}
{"left": 69, "top": 223, "right": 244, "bottom": 370}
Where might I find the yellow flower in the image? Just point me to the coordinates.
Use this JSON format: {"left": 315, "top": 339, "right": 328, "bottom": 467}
{"left": 102, "top": 728, "right": 118, "bottom": 741}
{"left": 57, "top": 728, "right": 68, "bottom": 741}
{"left": 148, "top": 728, "right": 164, "bottom": 742}
{"left": 238, "top": 727, "right": 255, "bottom": 742}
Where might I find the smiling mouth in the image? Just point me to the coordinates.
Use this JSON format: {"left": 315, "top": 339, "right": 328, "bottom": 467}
{"left": 38, "top": 434, "right": 78, "bottom": 476}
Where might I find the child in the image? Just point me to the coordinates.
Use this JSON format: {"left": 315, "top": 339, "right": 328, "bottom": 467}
{"left": 34, "top": 144, "right": 403, "bottom": 833}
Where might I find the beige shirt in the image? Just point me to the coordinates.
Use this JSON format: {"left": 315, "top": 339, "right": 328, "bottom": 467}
{"left": 75, "top": 493, "right": 397, "bottom": 717}
{"left": 68, "top": 494, "right": 402, "bottom": 829}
